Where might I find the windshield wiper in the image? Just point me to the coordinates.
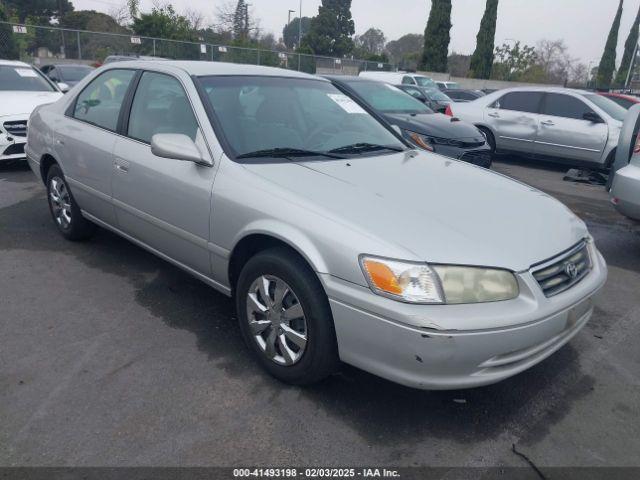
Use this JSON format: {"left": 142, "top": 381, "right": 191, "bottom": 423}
{"left": 236, "top": 147, "right": 344, "bottom": 160}
{"left": 328, "top": 143, "right": 405, "bottom": 155}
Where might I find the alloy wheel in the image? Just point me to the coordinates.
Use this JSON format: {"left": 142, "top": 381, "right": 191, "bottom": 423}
{"left": 49, "top": 177, "right": 72, "bottom": 229}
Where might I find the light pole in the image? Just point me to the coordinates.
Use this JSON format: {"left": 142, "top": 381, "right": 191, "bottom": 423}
{"left": 288, "top": 9, "right": 296, "bottom": 25}
{"left": 297, "top": 0, "right": 303, "bottom": 70}
{"left": 587, "top": 60, "right": 598, "bottom": 87}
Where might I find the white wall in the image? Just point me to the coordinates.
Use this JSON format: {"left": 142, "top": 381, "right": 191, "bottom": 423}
{"left": 417, "top": 70, "right": 563, "bottom": 90}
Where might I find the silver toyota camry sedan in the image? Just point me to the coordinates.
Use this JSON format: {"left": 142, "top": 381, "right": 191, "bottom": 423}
{"left": 25, "top": 61, "right": 608, "bottom": 390}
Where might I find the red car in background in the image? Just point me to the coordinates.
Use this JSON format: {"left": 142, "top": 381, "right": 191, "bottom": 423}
{"left": 599, "top": 92, "right": 640, "bottom": 109}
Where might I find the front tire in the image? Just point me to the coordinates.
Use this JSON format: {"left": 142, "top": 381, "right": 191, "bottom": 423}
{"left": 46, "top": 164, "right": 96, "bottom": 241}
{"left": 236, "top": 248, "right": 340, "bottom": 385}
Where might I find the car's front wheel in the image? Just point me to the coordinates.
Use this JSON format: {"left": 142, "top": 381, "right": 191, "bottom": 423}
{"left": 46, "top": 164, "right": 96, "bottom": 241}
{"left": 236, "top": 248, "right": 340, "bottom": 385}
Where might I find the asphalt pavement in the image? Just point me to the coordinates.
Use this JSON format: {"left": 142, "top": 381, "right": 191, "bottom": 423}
{"left": 1, "top": 158, "right": 639, "bottom": 470}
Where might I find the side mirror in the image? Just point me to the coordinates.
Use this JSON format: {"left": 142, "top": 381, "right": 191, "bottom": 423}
{"left": 583, "top": 111, "right": 604, "bottom": 123}
{"left": 151, "top": 133, "right": 211, "bottom": 166}
{"left": 57, "top": 82, "right": 70, "bottom": 93}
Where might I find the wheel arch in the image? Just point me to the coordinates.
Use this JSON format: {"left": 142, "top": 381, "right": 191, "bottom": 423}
{"left": 227, "top": 228, "right": 328, "bottom": 297}
{"left": 39, "top": 154, "right": 60, "bottom": 185}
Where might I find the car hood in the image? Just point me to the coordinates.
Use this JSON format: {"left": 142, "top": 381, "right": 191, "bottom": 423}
{"left": 385, "top": 112, "right": 483, "bottom": 140}
{"left": 243, "top": 151, "right": 587, "bottom": 272}
{"left": 0, "top": 91, "right": 63, "bottom": 117}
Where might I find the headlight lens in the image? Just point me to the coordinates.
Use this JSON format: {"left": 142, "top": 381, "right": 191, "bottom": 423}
{"left": 360, "top": 256, "right": 519, "bottom": 304}
{"left": 401, "top": 129, "right": 434, "bottom": 151}
{"left": 433, "top": 265, "right": 519, "bottom": 304}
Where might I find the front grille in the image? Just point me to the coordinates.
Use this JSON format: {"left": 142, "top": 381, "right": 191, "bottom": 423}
{"left": 3, "top": 121, "right": 28, "bottom": 137}
{"left": 532, "top": 242, "right": 591, "bottom": 297}
{"left": 2, "top": 143, "right": 25, "bottom": 156}
{"left": 460, "top": 150, "right": 492, "bottom": 166}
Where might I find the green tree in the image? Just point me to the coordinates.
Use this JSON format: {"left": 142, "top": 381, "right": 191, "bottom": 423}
{"left": 597, "top": 0, "right": 624, "bottom": 88}
{"left": 468, "top": 0, "right": 499, "bottom": 79}
{"left": 421, "top": 0, "right": 452, "bottom": 72}
{"left": 0, "top": 4, "right": 18, "bottom": 59}
{"left": 301, "top": 0, "right": 355, "bottom": 57}
{"left": 283, "top": 17, "right": 311, "bottom": 49}
{"left": 233, "top": 0, "right": 249, "bottom": 41}
{"left": 132, "top": 5, "right": 195, "bottom": 41}
{"left": 615, "top": 2, "right": 640, "bottom": 86}
{"left": 354, "top": 28, "right": 386, "bottom": 56}
{"left": 386, "top": 33, "right": 423, "bottom": 69}
{"left": 491, "top": 41, "right": 537, "bottom": 81}
{"left": 3, "top": 0, "right": 73, "bottom": 23}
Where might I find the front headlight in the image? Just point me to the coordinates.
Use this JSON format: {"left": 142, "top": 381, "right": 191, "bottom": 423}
{"left": 401, "top": 129, "right": 434, "bottom": 152}
{"left": 360, "top": 256, "right": 519, "bottom": 304}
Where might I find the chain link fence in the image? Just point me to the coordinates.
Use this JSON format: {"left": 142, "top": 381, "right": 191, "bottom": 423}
{"left": 0, "top": 21, "right": 395, "bottom": 75}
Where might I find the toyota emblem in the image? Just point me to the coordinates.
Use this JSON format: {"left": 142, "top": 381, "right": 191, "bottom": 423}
{"left": 564, "top": 262, "right": 578, "bottom": 279}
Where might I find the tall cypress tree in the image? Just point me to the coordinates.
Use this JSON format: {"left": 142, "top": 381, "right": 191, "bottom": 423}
{"left": 615, "top": 3, "right": 640, "bottom": 87}
{"left": 302, "top": 0, "right": 355, "bottom": 57}
{"left": 597, "top": 0, "right": 624, "bottom": 88}
{"left": 469, "top": 0, "right": 499, "bottom": 79}
{"left": 421, "top": 0, "right": 452, "bottom": 72}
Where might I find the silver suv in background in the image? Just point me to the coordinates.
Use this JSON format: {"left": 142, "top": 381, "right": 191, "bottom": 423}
{"left": 449, "top": 87, "right": 626, "bottom": 170}
{"left": 26, "top": 62, "right": 607, "bottom": 390}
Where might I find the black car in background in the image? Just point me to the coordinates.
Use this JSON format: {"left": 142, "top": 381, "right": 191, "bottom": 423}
{"left": 444, "top": 88, "right": 486, "bottom": 102}
{"left": 325, "top": 76, "right": 492, "bottom": 168}
{"left": 40, "top": 64, "right": 94, "bottom": 91}
{"left": 396, "top": 84, "right": 453, "bottom": 113}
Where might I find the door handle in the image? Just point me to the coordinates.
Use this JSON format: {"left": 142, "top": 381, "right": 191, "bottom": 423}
{"left": 541, "top": 120, "right": 555, "bottom": 126}
{"left": 114, "top": 158, "right": 130, "bottom": 173}
{"left": 488, "top": 112, "right": 500, "bottom": 118}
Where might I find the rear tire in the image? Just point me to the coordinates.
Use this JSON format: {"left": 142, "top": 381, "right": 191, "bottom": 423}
{"left": 46, "top": 164, "right": 96, "bottom": 241}
{"left": 236, "top": 247, "right": 340, "bottom": 385}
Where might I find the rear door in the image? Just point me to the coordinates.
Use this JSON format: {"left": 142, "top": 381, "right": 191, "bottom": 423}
{"left": 111, "top": 70, "right": 216, "bottom": 275}
{"left": 56, "top": 68, "right": 137, "bottom": 225}
{"left": 535, "top": 93, "right": 607, "bottom": 163}
{"left": 485, "top": 91, "right": 544, "bottom": 153}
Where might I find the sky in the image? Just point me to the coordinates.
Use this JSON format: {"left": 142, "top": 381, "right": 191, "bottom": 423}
{"left": 71, "top": 0, "right": 640, "bottom": 65}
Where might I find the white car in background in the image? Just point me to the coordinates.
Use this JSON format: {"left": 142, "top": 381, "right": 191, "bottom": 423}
{"left": 0, "top": 59, "right": 63, "bottom": 162}
{"left": 448, "top": 87, "right": 626, "bottom": 170}
{"left": 359, "top": 71, "right": 437, "bottom": 89}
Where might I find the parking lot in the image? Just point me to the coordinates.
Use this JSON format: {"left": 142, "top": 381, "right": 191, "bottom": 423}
{"left": 1, "top": 157, "right": 639, "bottom": 470}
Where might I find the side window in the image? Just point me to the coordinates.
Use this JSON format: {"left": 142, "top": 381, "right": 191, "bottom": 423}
{"left": 402, "top": 76, "right": 416, "bottom": 85}
{"left": 73, "top": 69, "right": 135, "bottom": 131}
{"left": 542, "top": 93, "right": 595, "bottom": 120}
{"left": 404, "top": 87, "right": 423, "bottom": 98}
{"left": 127, "top": 71, "right": 199, "bottom": 144}
{"left": 497, "top": 92, "right": 544, "bottom": 114}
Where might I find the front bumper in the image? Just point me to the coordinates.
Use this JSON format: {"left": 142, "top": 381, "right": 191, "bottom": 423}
{"left": 0, "top": 115, "right": 28, "bottom": 162}
{"left": 433, "top": 143, "right": 492, "bottom": 167}
{"left": 321, "top": 243, "right": 607, "bottom": 390}
{"left": 610, "top": 162, "right": 640, "bottom": 221}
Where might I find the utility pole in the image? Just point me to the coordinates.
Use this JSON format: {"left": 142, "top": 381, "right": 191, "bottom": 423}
{"left": 288, "top": 9, "right": 295, "bottom": 25}
{"left": 297, "top": 0, "right": 302, "bottom": 70}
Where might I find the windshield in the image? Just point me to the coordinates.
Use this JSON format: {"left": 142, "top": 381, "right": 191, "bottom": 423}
{"left": 424, "top": 88, "right": 451, "bottom": 101}
{"left": 346, "top": 81, "right": 431, "bottom": 114}
{"left": 415, "top": 76, "right": 437, "bottom": 88}
{"left": 198, "top": 76, "right": 406, "bottom": 159}
{"left": 59, "top": 65, "right": 94, "bottom": 81}
{"left": 581, "top": 93, "right": 627, "bottom": 122}
{"left": 0, "top": 65, "right": 55, "bottom": 92}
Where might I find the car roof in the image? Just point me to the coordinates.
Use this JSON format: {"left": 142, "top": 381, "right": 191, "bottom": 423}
{"left": 43, "top": 63, "right": 93, "bottom": 68}
{"left": 103, "top": 60, "right": 323, "bottom": 80}
{"left": 324, "top": 75, "right": 376, "bottom": 83}
{"left": 490, "top": 86, "right": 591, "bottom": 95}
{"left": 0, "top": 59, "right": 31, "bottom": 68}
